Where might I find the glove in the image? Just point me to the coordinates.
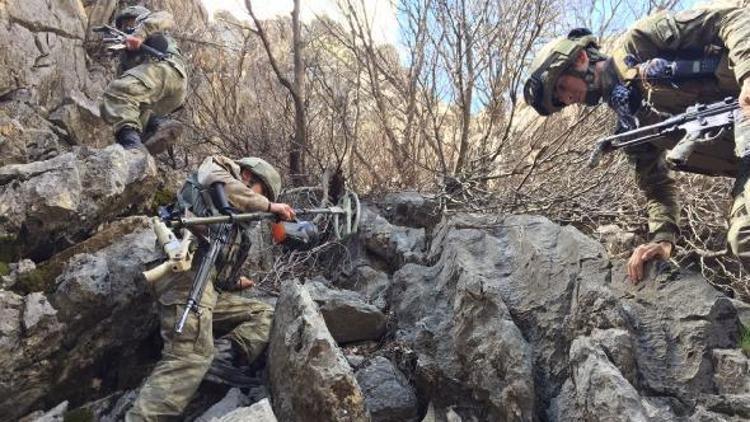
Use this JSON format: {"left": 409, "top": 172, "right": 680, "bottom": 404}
{"left": 637, "top": 58, "right": 672, "bottom": 82}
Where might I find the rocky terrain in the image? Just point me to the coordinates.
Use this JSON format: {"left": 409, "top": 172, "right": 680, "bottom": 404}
{"left": 1, "top": 1, "right": 749, "bottom": 422}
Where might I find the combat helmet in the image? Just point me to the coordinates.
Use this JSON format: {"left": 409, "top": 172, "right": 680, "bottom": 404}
{"left": 523, "top": 28, "right": 605, "bottom": 116}
{"left": 115, "top": 5, "right": 151, "bottom": 30}
{"left": 235, "top": 157, "right": 282, "bottom": 202}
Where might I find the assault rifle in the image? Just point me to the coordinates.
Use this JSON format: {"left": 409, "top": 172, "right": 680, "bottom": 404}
{"left": 143, "top": 186, "right": 361, "bottom": 334}
{"left": 588, "top": 97, "right": 740, "bottom": 170}
{"left": 91, "top": 24, "right": 167, "bottom": 60}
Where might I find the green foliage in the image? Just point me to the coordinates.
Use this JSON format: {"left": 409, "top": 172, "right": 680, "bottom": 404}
{"left": 13, "top": 264, "right": 59, "bottom": 295}
{"left": 0, "top": 261, "right": 9, "bottom": 277}
{"left": 63, "top": 408, "right": 94, "bottom": 422}
{"left": 148, "top": 186, "right": 175, "bottom": 214}
{"left": 0, "top": 235, "right": 20, "bottom": 263}
{"left": 742, "top": 325, "right": 750, "bottom": 356}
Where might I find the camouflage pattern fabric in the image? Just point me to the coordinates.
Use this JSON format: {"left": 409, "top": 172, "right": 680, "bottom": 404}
{"left": 603, "top": 1, "right": 750, "bottom": 258}
{"left": 100, "top": 10, "right": 187, "bottom": 134}
{"left": 125, "top": 269, "right": 273, "bottom": 421}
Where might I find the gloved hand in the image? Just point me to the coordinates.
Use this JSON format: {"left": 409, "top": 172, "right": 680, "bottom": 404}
{"left": 637, "top": 58, "right": 672, "bottom": 82}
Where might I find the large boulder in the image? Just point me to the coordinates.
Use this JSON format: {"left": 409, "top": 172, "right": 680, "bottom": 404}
{"left": 0, "top": 99, "right": 62, "bottom": 167}
{"left": 0, "top": 145, "right": 158, "bottom": 260}
{"left": 268, "top": 280, "right": 369, "bottom": 421}
{"left": 0, "top": 1, "right": 90, "bottom": 110}
{"left": 306, "top": 279, "right": 387, "bottom": 344}
{"left": 390, "top": 213, "right": 744, "bottom": 421}
{"left": 355, "top": 357, "right": 418, "bottom": 422}
{"left": 0, "top": 217, "right": 160, "bottom": 419}
{"left": 358, "top": 206, "right": 426, "bottom": 270}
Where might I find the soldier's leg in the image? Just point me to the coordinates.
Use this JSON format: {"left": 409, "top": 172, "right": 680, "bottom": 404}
{"left": 728, "top": 111, "right": 750, "bottom": 267}
{"left": 141, "top": 62, "right": 188, "bottom": 154}
{"left": 100, "top": 62, "right": 167, "bottom": 147}
{"left": 126, "top": 273, "right": 218, "bottom": 422}
{"left": 212, "top": 293, "right": 274, "bottom": 365}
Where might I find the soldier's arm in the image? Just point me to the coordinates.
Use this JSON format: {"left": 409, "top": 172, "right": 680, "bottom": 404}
{"left": 196, "top": 156, "right": 271, "bottom": 213}
{"left": 131, "top": 10, "right": 175, "bottom": 40}
{"left": 627, "top": 144, "right": 680, "bottom": 245}
{"left": 613, "top": 4, "right": 750, "bottom": 83}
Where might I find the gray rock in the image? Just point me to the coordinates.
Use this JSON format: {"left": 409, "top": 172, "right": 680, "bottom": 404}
{"left": 0, "top": 290, "right": 23, "bottom": 360}
{"left": 48, "top": 92, "right": 110, "bottom": 148}
{"left": 390, "top": 213, "right": 745, "bottom": 421}
{"left": 350, "top": 265, "right": 390, "bottom": 311}
{"left": 730, "top": 299, "right": 750, "bottom": 329}
{"left": 0, "top": 145, "right": 158, "bottom": 258}
{"left": 381, "top": 192, "right": 441, "bottom": 229}
{"left": 22, "top": 292, "right": 62, "bottom": 338}
{"left": 69, "top": 390, "right": 138, "bottom": 422}
{"left": 0, "top": 0, "right": 90, "bottom": 111}
{"left": 1, "top": 259, "right": 36, "bottom": 289}
{"left": 214, "top": 398, "right": 278, "bottom": 422}
{"left": 0, "top": 218, "right": 160, "bottom": 419}
{"left": 195, "top": 388, "right": 251, "bottom": 422}
{"left": 712, "top": 349, "right": 750, "bottom": 395}
{"left": 306, "top": 280, "right": 386, "bottom": 344}
{"left": 19, "top": 400, "right": 68, "bottom": 422}
{"left": 355, "top": 357, "right": 418, "bottom": 422}
{"left": 0, "top": 101, "right": 62, "bottom": 167}
{"left": 565, "top": 336, "right": 649, "bottom": 422}
{"left": 268, "top": 280, "right": 369, "bottom": 422}
{"left": 358, "top": 206, "right": 425, "bottom": 269}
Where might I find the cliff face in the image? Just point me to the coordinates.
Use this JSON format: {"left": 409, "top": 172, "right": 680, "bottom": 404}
{"left": 1, "top": 2, "right": 749, "bottom": 422}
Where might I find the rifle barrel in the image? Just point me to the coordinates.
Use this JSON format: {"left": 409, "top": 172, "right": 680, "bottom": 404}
{"left": 171, "top": 207, "right": 346, "bottom": 227}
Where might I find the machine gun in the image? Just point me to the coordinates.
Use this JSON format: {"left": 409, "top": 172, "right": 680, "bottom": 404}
{"left": 588, "top": 97, "right": 740, "bottom": 172}
{"left": 91, "top": 24, "right": 167, "bottom": 60}
{"left": 142, "top": 185, "right": 360, "bottom": 334}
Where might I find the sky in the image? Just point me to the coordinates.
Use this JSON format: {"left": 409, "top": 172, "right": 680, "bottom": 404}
{"left": 201, "top": 0, "right": 399, "bottom": 46}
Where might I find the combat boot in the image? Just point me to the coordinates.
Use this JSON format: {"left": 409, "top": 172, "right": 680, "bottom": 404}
{"left": 205, "top": 337, "right": 260, "bottom": 388}
{"left": 143, "top": 116, "right": 183, "bottom": 154}
{"left": 115, "top": 126, "right": 145, "bottom": 150}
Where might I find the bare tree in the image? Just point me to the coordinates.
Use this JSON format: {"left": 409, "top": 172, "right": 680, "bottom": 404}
{"left": 245, "top": 0, "right": 308, "bottom": 185}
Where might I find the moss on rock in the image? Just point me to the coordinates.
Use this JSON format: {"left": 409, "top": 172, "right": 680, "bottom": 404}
{"left": 63, "top": 407, "right": 94, "bottom": 422}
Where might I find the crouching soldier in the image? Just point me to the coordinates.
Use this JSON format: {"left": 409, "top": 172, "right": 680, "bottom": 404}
{"left": 523, "top": 1, "right": 750, "bottom": 282}
{"left": 126, "top": 156, "right": 295, "bottom": 421}
{"left": 100, "top": 6, "right": 187, "bottom": 153}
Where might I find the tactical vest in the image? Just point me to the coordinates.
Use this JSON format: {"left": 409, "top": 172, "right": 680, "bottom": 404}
{"left": 176, "top": 173, "right": 254, "bottom": 291}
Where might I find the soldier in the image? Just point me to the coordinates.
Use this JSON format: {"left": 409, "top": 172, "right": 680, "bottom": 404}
{"left": 100, "top": 6, "right": 187, "bottom": 153}
{"left": 126, "top": 155, "right": 295, "bottom": 421}
{"left": 523, "top": 1, "right": 750, "bottom": 282}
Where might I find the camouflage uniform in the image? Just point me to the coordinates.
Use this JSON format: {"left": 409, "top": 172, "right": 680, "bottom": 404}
{"left": 126, "top": 155, "right": 276, "bottom": 422}
{"left": 100, "top": 10, "right": 188, "bottom": 135}
{"left": 602, "top": 0, "right": 750, "bottom": 262}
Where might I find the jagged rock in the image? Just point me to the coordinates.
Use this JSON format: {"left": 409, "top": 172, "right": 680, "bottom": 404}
{"left": 380, "top": 192, "right": 441, "bottom": 229}
{"left": 213, "top": 398, "right": 277, "bottom": 422}
{"left": 0, "top": 145, "right": 158, "bottom": 259}
{"left": 0, "top": 218, "right": 160, "bottom": 419}
{"left": 195, "top": 388, "right": 251, "bottom": 422}
{"left": 22, "top": 292, "right": 62, "bottom": 340}
{"left": 0, "top": 100, "right": 62, "bottom": 166}
{"left": 731, "top": 299, "right": 750, "bottom": 328}
{"left": 19, "top": 400, "right": 68, "bottom": 422}
{"left": 71, "top": 390, "right": 138, "bottom": 422}
{"left": 306, "top": 280, "right": 387, "bottom": 344}
{"left": 0, "top": 0, "right": 90, "bottom": 111}
{"left": 358, "top": 206, "right": 425, "bottom": 270}
{"left": 48, "top": 92, "right": 110, "bottom": 147}
{"left": 348, "top": 265, "right": 390, "bottom": 311}
{"left": 355, "top": 357, "right": 418, "bottom": 422}
{"left": 712, "top": 349, "right": 750, "bottom": 395}
{"left": 1, "top": 258, "right": 36, "bottom": 289}
{"left": 268, "top": 280, "right": 369, "bottom": 421}
{"left": 391, "top": 213, "right": 744, "bottom": 421}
